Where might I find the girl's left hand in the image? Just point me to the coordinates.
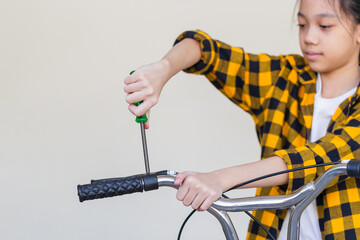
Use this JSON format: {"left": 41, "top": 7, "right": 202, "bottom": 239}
{"left": 174, "top": 171, "right": 225, "bottom": 211}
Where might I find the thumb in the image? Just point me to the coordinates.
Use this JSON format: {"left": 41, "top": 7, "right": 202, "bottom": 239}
{"left": 144, "top": 111, "right": 150, "bottom": 129}
{"left": 174, "top": 171, "right": 192, "bottom": 185}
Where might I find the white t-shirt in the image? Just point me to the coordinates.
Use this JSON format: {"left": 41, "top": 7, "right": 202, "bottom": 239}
{"left": 278, "top": 75, "right": 357, "bottom": 240}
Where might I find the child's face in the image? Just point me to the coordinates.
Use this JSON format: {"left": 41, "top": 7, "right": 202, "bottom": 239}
{"left": 298, "top": 0, "right": 360, "bottom": 74}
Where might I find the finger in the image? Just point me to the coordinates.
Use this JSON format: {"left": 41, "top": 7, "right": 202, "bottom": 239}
{"left": 191, "top": 192, "right": 207, "bottom": 210}
{"left": 174, "top": 171, "right": 191, "bottom": 185}
{"left": 125, "top": 91, "right": 144, "bottom": 105}
{"left": 144, "top": 111, "right": 150, "bottom": 129}
{"left": 199, "top": 193, "right": 219, "bottom": 211}
{"left": 176, "top": 183, "right": 189, "bottom": 202}
{"left": 124, "top": 74, "right": 138, "bottom": 85}
{"left": 124, "top": 81, "right": 144, "bottom": 94}
{"left": 128, "top": 100, "right": 152, "bottom": 117}
{"left": 182, "top": 188, "right": 198, "bottom": 207}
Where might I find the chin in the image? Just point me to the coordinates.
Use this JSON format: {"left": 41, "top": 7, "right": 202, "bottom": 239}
{"left": 307, "top": 62, "right": 328, "bottom": 74}
{"left": 307, "top": 63, "right": 321, "bottom": 73}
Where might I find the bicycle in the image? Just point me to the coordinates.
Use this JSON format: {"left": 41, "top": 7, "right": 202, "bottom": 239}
{"left": 77, "top": 159, "right": 360, "bottom": 240}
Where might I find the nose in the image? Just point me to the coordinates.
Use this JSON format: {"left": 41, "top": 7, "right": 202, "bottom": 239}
{"left": 303, "top": 26, "right": 319, "bottom": 46}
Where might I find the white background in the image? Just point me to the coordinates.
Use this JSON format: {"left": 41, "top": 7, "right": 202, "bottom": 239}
{"left": 0, "top": 0, "right": 300, "bottom": 239}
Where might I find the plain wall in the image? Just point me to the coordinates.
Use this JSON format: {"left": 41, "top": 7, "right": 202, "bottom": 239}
{"left": 0, "top": 0, "right": 300, "bottom": 239}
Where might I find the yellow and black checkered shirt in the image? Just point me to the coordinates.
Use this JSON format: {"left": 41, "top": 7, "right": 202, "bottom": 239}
{"left": 175, "top": 30, "right": 360, "bottom": 240}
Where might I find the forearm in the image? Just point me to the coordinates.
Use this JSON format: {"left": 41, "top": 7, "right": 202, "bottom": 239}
{"left": 161, "top": 38, "right": 201, "bottom": 80}
{"left": 213, "top": 156, "right": 289, "bottom": 191}
{"left": 174, "top": 156, "right": 289, "bottom": 210}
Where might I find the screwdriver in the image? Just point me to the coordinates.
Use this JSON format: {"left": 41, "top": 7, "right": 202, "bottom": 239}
{"left": 130, "top": 70, "right": 150, "bottom": 174}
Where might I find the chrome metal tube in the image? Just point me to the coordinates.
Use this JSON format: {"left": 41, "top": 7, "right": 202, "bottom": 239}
{"left": 207, "top": 208, "right": 239, "bottom": 240}
{"left": 157, "top": 175, "right": 178, "bottom": 189}
{"left": 157, "top": 175, "right": 314, "bottom": 240}
{"left": 157, "top": 175, "right": 238, "bottom": 240}
{"left": 287, "top": 164, "right": 348, "bottom": 240}
{"left": 213, "top": 183, "right": 314, "bottom": 212}
{"left": 156, "top": 164, "right": 348, "bottom": 240}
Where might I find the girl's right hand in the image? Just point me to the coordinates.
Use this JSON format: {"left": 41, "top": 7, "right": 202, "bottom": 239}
{"left": 124, "top": 60, "right": 170, "bottom": 129}
{"left": 174, "top": 171, "right": 225, "bottom": 211}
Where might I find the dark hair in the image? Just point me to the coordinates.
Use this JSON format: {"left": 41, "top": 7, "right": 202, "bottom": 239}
{"left": 334, "top": 0, "right": 360, "bottom": 25}
{"left": 295, "top": 0, "right": 360, "bottom": 26}
{"left": 328, "top": 0, "right": 360, "bottom": 59}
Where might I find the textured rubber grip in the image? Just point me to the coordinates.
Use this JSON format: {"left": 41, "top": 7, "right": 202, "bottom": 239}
{"left": 77, "top": 176, "right": 144, "bottom": 202}
{"left": 90, "top": 173, "right": 145, "bottom": 184}
{"left": 90, "top": 171, "right": 169, "bottom": 184}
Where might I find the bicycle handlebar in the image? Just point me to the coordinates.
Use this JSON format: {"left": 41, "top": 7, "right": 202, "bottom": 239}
{"left": 78, "top": 160, "right": 360, "bottom": 203}
{"left": 77, "top": 171, "right": 176, "bottom": 202}
{"left": 77, "top": 160, "right": 360, "bottom": 240}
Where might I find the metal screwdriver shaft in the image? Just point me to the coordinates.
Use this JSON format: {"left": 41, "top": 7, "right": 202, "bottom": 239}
{"left": 139, "top": 120, "right": 150, "bottom": 173}
{"left": 130, "top": 70, "right": 150, "bottom": 174}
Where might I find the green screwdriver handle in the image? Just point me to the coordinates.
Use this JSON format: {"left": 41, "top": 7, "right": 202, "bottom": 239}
{"left": 130, "top": 70, "right": 148, "bottom": 123}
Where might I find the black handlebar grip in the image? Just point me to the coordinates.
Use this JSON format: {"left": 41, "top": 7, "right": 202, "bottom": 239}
{"left": 77, "top": 176, "right": 144, "bottom": 202}
{"left": 347, "top": 159, "right": 360, "bottom": 177}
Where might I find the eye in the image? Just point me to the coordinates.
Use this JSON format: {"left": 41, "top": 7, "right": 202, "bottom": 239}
{"left": 297, "top": 23, "right": 307, "bottom": 28}
{"left": 320, "top": 25, "right": 331, "bottom": 29}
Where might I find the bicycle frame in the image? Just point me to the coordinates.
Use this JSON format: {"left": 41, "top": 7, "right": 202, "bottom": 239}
{"left": 77, "top": 160, "right": 360, "bottom": 240}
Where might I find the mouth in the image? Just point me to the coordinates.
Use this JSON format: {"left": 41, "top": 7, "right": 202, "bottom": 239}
{"left": 305, "top": 51, "right": 322, "bottom": 61}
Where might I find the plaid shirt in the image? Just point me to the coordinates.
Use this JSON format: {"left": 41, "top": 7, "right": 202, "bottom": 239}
{"left": 175, "top": 30, "right": 360, "bottom": 240}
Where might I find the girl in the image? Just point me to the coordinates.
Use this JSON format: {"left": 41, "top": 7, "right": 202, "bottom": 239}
{"left": 123, "top": 0, "right": 360, "bottom": 239}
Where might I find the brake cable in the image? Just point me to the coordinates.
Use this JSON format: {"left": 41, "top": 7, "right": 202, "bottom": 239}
{"left": 177, "top": 161, "right": 340, "bottom": 240}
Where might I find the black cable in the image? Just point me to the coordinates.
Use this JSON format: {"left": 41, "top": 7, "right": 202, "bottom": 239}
{"left": 177, "top": 209, "right": 196, "bottom": 240}
{"left": 176, "top": 161, "right": 340, "bottom": 239}
{"left": 226, "top": 162, "right": 340, "bottom": 191}
{"left": 176, "top": 196, "right": 276, "bottom": 240}
{"left": 222, "top": 193, "right": 276, "bottom": 240}
{"left": 244, "top": 211, "right": 276, "bottom": 240}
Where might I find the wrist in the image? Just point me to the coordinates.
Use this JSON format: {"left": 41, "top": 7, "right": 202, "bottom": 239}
{"left": 211, "top": 168, "right": 235, "bottom": 192}
{"left": 159, "top": 58, "right": 174, "bottom": 82}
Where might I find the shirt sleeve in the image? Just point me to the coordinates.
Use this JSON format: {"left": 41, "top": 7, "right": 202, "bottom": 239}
{"left": 174, "top": 30, "right": 292, "bottom": 125}
{"left": 272, "top": 107, "right": 360, "bottom": 194}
